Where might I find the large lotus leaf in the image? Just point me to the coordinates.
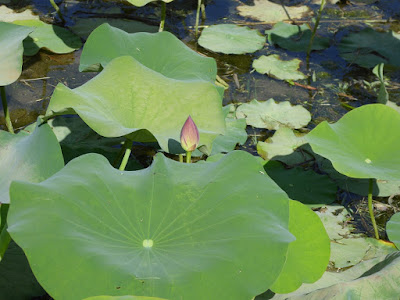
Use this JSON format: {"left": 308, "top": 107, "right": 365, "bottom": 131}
{"left": 265, "top": 22, "right": 330, "bottom": 52}
{"left": 387, "top": 212, "right": 400, "bottom": 249}
{"left": 0, "top": 121, "right": 64, "bottom": 204}
{"left": 338, "top": 28, "right": 400, "bottom": 68}
{"left": 307, "top": 104, "right": 400, "bottom": 180}
{"left": 0, "top": 22, "right": 33, "bottom": 85}
{"left": 317, "top": 156, "right": 400, "bottom": 197}
{"left": 12, "top": 19, "right": 82, "bottom": 56}
{"left": 7, "top": 151, "right": 294, "bottom": 300}
{"left": 198, "top": 24, "right": 266, "bottom": 54}
{"left": 79, "top": 23, "right": 216, "bottom": 83}
{"left": 236, "top": 99, "right": 311, "bottom": 130}
{"left": 256, "top": 127, "right": 307, "bottom": 160}
{"left": 122, "top": 0, "right": 173, "bottom": 7}
{"left": 237, "top": 0, "right": 310, "bottom": 23}
{"left": 0, "top": 241, "right": 45, "bottom": 300}
{"left": 253, "top": 55, "right": 307, "bottom": 81}
{"left": 85, "top": 297, "right": 166, "bottom": 300}
{"left": 271, "top": 252, "right": 400, "bottom": 299}
{"left": 270, "top": 200, "right": 330, "bottom": 294}
{"left": 46, "top": 56, "right": 225, "bottom": 154}
{"left": 264, "top": 161, "right": 337, "bottom": 205}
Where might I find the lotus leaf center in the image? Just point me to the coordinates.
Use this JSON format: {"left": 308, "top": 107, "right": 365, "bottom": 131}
{"left": 142, "top": 239, "right": 154, "bottom": 248}
{"left": 365, "top": 158, "right": 372, "bottom": 164}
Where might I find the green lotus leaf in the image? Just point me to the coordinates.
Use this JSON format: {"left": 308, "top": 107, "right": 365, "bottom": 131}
{"left": 265, "top": 22, "right": 330, "bottom": 52}
{"left": 0, "top": 22, "right": 33, "bottom": 85}
{"left": 271, "top": 252, "right": 400, "bottom": 300}
{"left": 123, "top": 0, "right": 173, "bottom": 7}
{"left": 0, "top": 120, "right": 64, "bottom": 204}
{"left": 270, "top": 200, "right": 330, "bottom": 294}
{"left": 253, "top": 55, "right": 307, "bottom": 81}
{"left": 84, "top": 296, "right": 167, "bottom": 300}
{"left": 256, "top": 127, "right": 307, "bottom": 161}
{"left": 79, "top": 24, "right": 216, "bottom": 83}
{"left": 46, "top": 55, "right": 225, "bottom": 154}
{"left": 12, "top": 19, "right": 82, "bottom": 56}
{"left": 236, "top": 99, "right": 311, "bottom": 130}
{"left": 264, "top": 161, "right": 337, "bottom": 205}
{"left": 198, "top": 24, "right": 266, "bottom": 54}
{"left": 0, "top": 241, "right": 45, "bottom": 300}
{"left": 338, "top": 28, "right": 400, "bottom": 68}
{"left": 306, "top": 104, "right": 400, "bottom": 180}
{"left": 8, "top": 151, "right": 294, "bottom": 300}
{"left": 387, "top": 212, "right": 400, "bottom": 249}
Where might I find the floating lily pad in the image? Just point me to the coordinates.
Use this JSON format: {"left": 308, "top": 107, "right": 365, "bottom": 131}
{"left": 265, "top": 22, "right": 330, "bottom": 52}
{"left": 264, "top": 161, "right": 337, "bottom": 205}
{"left": 8, "top": 151, "right": 294, "bottom": 300}
{"left": 306, "top": 104, "right": 400, "bottom": 180}
{"left": 80, "top": 23, "right": 217, "bottom": 83}
{"left": 198, "top": 24, "right": 266, "bottom": 54}
{"left": 387, "top": 212, "right": 400, "bottom": 249}
{"left": 338, "top": 28, "right": 400, "bottom": 68}
{"left": 0, "top": 22, "right": 33, "bottom": 85}
{"left": 236, "top": 99, "right": 311, "bottom": 130}
{"left": 256, "top": 127, "right": 307, "bottom": 161}
{"left": 71, "top": 18, "right": 158, "bottom": 39}
{"left": 0, "top": 6, "right": 39, "bottom": 22}
{"left": 271, "top": 252, "right": 400, "bottom": 299}
{"left": 253, "top": 54, "right": 307, "bottom": 81}
{"left": 237, "top": 0, "right": 310, "bottom": 23}
{"left": 123, "top": 0, "right": 173, "bottom": 7}
{"left": 46, "top": 56, "right": 225, "bottom": 154}
{"left": 0, "top": 241, "right": 45, "bottom": 300}
{"left": 0, "top": 120, "right": 64, "bottom": 204}
{"left": 12, "top": 19, "right": 82, "bottom": 56}
{"left": 270, "top": 200, "right": 330, "bottom": 293}
{"left": 315, "top": 205, "right": 355, "bottom": 241}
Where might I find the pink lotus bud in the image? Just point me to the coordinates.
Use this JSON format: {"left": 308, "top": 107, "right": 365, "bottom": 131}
{"left": 180, "top": 116, "right": 199, "bottom": 152}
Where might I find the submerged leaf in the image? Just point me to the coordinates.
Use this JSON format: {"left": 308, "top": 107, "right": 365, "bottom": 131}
{"left": 8, "top": 151, "right": 294, "bottom": 300}
{"left": 46, "top": 55, "right": 225, "bottom": 154}
{"left": 198, "top": 24, "right": 266, "bottom": 54}
{"left": 236, "top": 99, "right": 311, "bottom": 130}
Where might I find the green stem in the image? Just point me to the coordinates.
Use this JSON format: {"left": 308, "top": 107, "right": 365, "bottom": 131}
{"left": 179, "top": 154, "right": 184, "bottom": 163}
{"left": 119, "top": 139, "right": 133, "bottom": 171}
{"left": 200, "top": 0, "right": 206, "bottom": 20}
{"left": 159, "top": 2, "right": 166, "bottom": 32}
{"left": 306, "top": 0, "right": 326, "bottom": 71}
{"left": 186, "top": 151, "right": 192, "bottom": 163}
{"left": 1, "top": 86, "right": 14, "bottom": 134}
{"left": 195, "top": 0, "right": 202, "bottom": 37}
{"left": 368, "top": 178, "right": 379, "bottom": 239}
{"left": 49, "top": 0, "right": 65, "bottom": 23}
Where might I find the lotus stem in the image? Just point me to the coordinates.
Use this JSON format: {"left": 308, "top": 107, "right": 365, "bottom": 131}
{"left": 186, "top": 151, "right": 192, "bottom": 163}
{"left": 119, "top": 138, "right": 133, "bottom": 171}
{"left": 49, "top": 0, "right": 65, "bottom": 23}
{"left": 195, "top": 0, "right": 202, "bottom": 37}
{"left": 159, "top": 2, "right": 166, "bottom": 32}
{"left": 0, "top": 86, "right": 14, "bottom": 134}
{"left": 368, "top": 178, "right": 379, "bottom": 239}
{"left": 306, "top": 0, "right": 326, "bottom": 71}
{"left": 201, "top": 0, "right": 206, "bottom": 20}
{"left": 179, "top": 154, "right": 184, "bottom": 163}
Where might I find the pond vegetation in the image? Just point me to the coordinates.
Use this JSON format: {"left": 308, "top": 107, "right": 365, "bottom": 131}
{"left": 1, "top": 0, "right": 400, "bottom": 299}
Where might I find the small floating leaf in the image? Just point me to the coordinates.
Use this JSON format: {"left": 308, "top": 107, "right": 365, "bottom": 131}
{"left": 198, "top": 24, "right": 266, "bottom": 54}
{"left": 306, "top": 104, "right": 400, "bottom": 180}
{"left": 0, "top": 22, "right": 33, "bottom": 85}
{"left": 253, "top": 54, "right": 307, "bottom": 81}
{"left": 12, "top": 19, "right": 82, "bottom": 56}
{"left": 236, "top": 99, "right": 311, "bottom": 130}
{"left": 265, "top": 22, "right": 330, "bottom": 52}
{"left": 123, "top": 0, "right": 173, "bottom": 7}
